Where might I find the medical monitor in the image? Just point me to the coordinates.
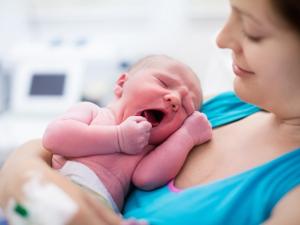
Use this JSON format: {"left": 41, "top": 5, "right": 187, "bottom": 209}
{"left": 11, "top": 61, "right": 83, "bottom": 115}
{"left": 29, "top": 74, "right": 66, "bottom": 96}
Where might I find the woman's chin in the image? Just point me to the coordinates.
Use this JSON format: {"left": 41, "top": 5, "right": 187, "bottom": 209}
{"left": 233, "top": 79, "right": 252, "bottom": 104}
{"left": 233, "top": 80, "right": 263, "bottom": 108}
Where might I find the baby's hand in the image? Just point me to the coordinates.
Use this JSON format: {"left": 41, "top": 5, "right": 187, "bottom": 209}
{"left": 117, "top": 116, "right": 152, "bottom": 154}
{"left": 181, "top": 111, "right": 212, "bottom": 145}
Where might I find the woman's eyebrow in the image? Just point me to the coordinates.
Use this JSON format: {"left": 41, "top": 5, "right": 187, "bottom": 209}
{"left": 232, "top": 5, "right": 262, "bottom": 26}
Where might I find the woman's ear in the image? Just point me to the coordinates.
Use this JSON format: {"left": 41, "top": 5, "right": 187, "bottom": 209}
{"left": 114, "top": 73, "right": 128, "bottom": 98}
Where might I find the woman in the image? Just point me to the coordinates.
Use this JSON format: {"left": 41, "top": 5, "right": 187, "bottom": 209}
{"left": 1, "top": 0, "right": 300, "bottom": 224}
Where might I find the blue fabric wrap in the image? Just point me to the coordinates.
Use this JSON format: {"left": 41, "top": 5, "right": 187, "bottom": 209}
{"left": 123, "top": 91, "right": 300, "bottom": 225}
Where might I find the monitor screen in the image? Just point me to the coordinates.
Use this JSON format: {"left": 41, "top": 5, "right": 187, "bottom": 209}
{"left": 29, "top": 74, "right": 66, "bottom": 96}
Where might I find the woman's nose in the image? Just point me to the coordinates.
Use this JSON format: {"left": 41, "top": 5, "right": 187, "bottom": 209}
{"left": 164, "top": 93, "right": 181, "bottom": 112}
{"left": 216, "top": 14, "right": 242, "bottom": 54}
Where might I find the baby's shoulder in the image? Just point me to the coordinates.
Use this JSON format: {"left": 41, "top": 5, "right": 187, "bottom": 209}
{"left": 91, "top": 107, "right": 116, "bottom": 125}
{"left": 73, "top": 101, "right": 100, "bottom": 110}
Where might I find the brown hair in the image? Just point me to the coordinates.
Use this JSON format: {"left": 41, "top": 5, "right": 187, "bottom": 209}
{"left": 271, "top": 0, "right": 300, "bottom": 34}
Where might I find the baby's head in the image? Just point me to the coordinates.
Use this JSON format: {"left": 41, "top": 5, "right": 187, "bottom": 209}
{"left": 114, "top": 54, "right": 202, "bottom": 144}
{"left": 127, "top": 55, "right": 202, "bottom": 108}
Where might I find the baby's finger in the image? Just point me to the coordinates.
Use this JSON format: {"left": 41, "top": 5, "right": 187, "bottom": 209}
{"left": 138, "top": 121, "right": 152, "bottom": 130}
{"left": 197, "top": 113, "right": 211, "bottom": 127}
{"left": 183, "top": 98, "right": 196, "bottom": 116}
{"left": 128, "top": 116, "right": 147, "bottom": 123}
{"left": 188, "top": 111, "right": 201, "bottom": 118}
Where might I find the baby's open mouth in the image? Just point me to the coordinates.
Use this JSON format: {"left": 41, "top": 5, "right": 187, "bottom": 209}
{"left": 141, "top": 110, "right": 165, "bottom": 127}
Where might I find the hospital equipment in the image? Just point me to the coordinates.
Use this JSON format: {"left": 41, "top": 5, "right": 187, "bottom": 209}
{"left": 0, "top": 40, "right": 121, "bottom": 162}
{"left": 0, "top": 63, "right": 9, "bottom": 113}
{"left": 11, "top": 59, "right": 83, "bottom": 115}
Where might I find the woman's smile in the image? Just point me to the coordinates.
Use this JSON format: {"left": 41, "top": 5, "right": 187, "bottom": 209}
{"left": 232, "top": 63, "right": 255, "bottom": 77}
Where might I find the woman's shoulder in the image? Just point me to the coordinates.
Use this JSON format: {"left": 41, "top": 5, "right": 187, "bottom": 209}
{"left": 263, "top": 185, "right": 300, "bottom": 225}
{"left": 201, "top": 91, "right": 260, "bottom": 128}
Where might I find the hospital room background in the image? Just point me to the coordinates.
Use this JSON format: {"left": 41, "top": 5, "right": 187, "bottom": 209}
{"left": 0, "top": 0, "right": 233, "bottom": 165}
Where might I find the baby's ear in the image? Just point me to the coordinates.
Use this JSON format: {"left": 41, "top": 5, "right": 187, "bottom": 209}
{"left": 114, "top": 73, "right": 128, "bottom": 98}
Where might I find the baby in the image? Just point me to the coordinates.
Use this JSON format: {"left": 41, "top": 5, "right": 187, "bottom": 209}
{"left": 43, "top": 55, "right": 212, "bottom": 215}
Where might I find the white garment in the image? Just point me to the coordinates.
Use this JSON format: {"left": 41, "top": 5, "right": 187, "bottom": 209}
{"left": 59, "top": 161, "right": 119, "bottom": 212}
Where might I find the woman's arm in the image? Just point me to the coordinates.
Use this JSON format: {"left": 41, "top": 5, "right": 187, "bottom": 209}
{"left": 0, "top": 139, "right": 122, "bottom": 225}
{"left": 262, "top": 186, "right": 300, "bottom": 225}
{"left": 0, "top": 139, "right": 52, "bottom": 206}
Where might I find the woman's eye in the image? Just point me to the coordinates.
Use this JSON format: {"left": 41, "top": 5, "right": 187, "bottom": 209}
{"left": 242, "top": 30, "right": 263, "bottom": 43}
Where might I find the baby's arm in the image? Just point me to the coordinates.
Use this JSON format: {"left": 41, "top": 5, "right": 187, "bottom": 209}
{"left": 43, "top": 102, "right": 120, "bottom": 157}
{"left": 43, "top": 102, "right": 152, "bottom": 157}
{"left": 132, "top": 111, "right": 212, "bottom": 190}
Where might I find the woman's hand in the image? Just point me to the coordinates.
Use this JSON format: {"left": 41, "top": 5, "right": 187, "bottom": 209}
{"left": 68, "top": 189, "right": 122, "bottom": 225}
{"left": 0, "top": 139, "right": 123, "bottom": 225}
{"left": 0, "top": 139, "right": 52, "bottom": 206}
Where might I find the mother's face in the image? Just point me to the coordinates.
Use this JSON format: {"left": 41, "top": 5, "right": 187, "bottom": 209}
{"left": 216, "top": 0, "right": 300, "bottom": 118}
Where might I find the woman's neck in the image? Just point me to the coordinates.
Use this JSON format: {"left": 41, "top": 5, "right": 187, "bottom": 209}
{"left": 266, "top": 112, "right": 300, "bottom": 145}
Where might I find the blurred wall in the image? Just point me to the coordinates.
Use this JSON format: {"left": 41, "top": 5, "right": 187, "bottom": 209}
{"left": 0, "top": 0, "right": 234, "bottom": 162}
{"left": 0, "top": 0, "right": 233, "bottom": 99}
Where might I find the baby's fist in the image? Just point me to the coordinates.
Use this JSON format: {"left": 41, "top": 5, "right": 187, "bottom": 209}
{"left": 182, "top": 111, "right": 212, "bottom": 145}
{"left": 117, "top": 116, "right": 152, "bottom": 154}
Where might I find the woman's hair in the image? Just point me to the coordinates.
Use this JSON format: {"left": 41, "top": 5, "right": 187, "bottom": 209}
{"left": 271, "top": 0, "right": 300, "bottom": 34}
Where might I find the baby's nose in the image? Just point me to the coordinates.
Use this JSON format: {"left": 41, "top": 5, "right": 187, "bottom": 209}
{"left": 164, "top": 93, "right": 181, "bottom": 111}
